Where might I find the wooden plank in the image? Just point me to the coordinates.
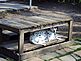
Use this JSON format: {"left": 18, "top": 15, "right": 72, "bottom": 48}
{"left": 0, "top": 19, "right": 37, "bottom": 29}
{"left": 0, "top": 16, "right": 59, "bottom": 30}
{"left": 32, "top": 10, "right": 72, "bottom": 22}
{"left": 11, "top": 18, "right": 39, "bottom": 26}
{"left": 16, "top": 15, "right": 72, "bottom": 26}
{"left": 0, "top": 4, "right": 37, "bottom": 12}
{"left": 18, "top": 30, "right": 24, "bottom": 61}
{"left": 3, "top": 13, "right": 72, "bottom": 30}
{"left": 0, "top": 24, "right": 19, "bottom": 33}
{"left": 25, "top": 16, "right": 69, "bottom": 24}
{"left": 1, "top": 41, "right": 42, "bottom": 52}
{"left": 21, "top": 41, "right": 73, "bottom": 60}
{"left": 22, "top": 22, "right": 68, "bottom": 33}
{"left": 5, "top": 14, "right": 40, "bottom": 25}
{"left": 6, "top": 14, "right": 55, "bottom": 26}
{"left": 25, "top": 16, "right": 51, "bottom": 25}
{"left": 68, "top": 20, "right": 73, "bottom": 41}
{"left": 39, "top": 15, "right": 72, "bottom": 22}
{"left": 0, "top": 19, "right": 27, "bottom": 29}
{"left": 0, "top": 3, "right": 30, "bottom": 10}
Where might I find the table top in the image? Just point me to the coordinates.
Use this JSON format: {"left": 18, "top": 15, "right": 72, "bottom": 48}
{"left": 0, "top": 15, "right": 72, "bottom": 31}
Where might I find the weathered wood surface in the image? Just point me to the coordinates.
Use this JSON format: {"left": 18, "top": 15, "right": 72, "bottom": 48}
{"left": 0, "top": 2, "right": 38, "bottom": 13}
{"left": 1, "top": 42, "right": 42, "bottom": 52}
{"left": 68, "top": 20, "right": 73, "bottom": 41}
{"left": 0, "top": 14, "right": 72, "bottom": 31}
{"left": 21, "top": 41, "right": 73, "bottom": 60}
{"left": 0, "top": 41, "right": 73, "bottom": 61}
{"left": 1, "top": 35, "right": 67, "bottom": 52}
{"left": 0, "top": 3, "right": 30, "bottom": 11}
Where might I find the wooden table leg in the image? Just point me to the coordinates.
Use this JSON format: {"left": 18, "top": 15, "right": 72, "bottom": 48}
{"left": 0, "top": 28, "right": 2, "bottom": 44}
{"left": 18, "top": 31, "right": 24, "bottom": 61}
{"left": 68, "top": 20, "right": 73, "bottom": 41}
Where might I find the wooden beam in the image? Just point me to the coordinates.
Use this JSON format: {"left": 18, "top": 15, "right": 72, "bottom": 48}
{"left": 18, "top": 30, "right": 24, "bottom": 61}
{"left": 68, "top": 20, "right": 73, "bottom": 41}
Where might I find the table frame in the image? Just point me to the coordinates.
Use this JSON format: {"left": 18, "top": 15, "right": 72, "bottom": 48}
{"left": 0, "top": 20, "right": 73, "bottom": 61}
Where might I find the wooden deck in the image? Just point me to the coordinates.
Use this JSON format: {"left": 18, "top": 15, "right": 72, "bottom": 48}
{"left": 0, "top": 2, "right": 35, "bottom": 12}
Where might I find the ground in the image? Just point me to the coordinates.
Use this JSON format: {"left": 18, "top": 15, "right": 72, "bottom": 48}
{"left": 23, "top": 43, "right": 81, "bottom": 61}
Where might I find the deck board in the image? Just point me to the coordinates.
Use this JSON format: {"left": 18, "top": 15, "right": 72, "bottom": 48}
{"left": 0, "top": 2, "right": 30, "bottom": 12}
{"left": 0, "top": 19, "right": 34, "bottom": 29}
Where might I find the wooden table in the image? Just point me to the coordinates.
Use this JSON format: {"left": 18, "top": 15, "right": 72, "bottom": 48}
{"left": 0, "top": 15, "right": 73, "bottom": 61}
